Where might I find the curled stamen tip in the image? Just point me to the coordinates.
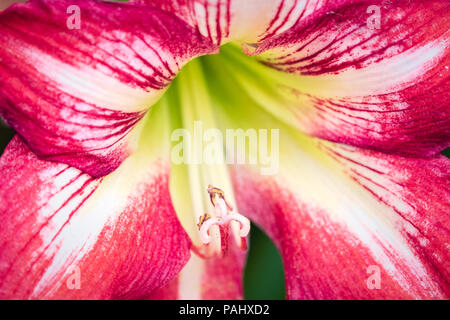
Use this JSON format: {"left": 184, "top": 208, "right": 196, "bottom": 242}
{"left": 228, "top": 213, "right": 250, "bottom": 238}
{"left": 198, "top": 212, "right": 250, "bottom": 244}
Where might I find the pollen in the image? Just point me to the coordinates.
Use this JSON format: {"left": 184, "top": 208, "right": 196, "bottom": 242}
{"left": 197, "top": 213, "right": 211, "bottom": 229}
{"left": 197, "top": 185, "right": 250, "bottom": 254}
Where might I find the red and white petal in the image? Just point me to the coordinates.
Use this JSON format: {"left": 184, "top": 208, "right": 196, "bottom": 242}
{"left": 231, "top": 140, "right": 450, "bottom": 299}
{"left": 0, "top": 137, "right": 191, "bottom": 299}
{"left": 248, "top": 0, "right": 450, "bottom": 157}
{"left": 0, "top": 0, "right": 216, "bottom": 177}
{"left": 131, "top": 0, "right": 313, "bottom": 44}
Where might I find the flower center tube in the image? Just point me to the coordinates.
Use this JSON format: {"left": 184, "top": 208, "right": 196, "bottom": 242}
{"left": 167, "top": 57, "right": 250, "bottom": 258}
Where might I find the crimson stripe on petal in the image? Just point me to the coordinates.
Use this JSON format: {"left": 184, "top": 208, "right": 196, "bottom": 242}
{"left": 132, "top": 0, "right": 315, "bottom": 44}
{"left": 0, "top": 137, "right": 191, "bottom": 299}
{"left": 0, "top": 0, "right": 217, "bottom": 177}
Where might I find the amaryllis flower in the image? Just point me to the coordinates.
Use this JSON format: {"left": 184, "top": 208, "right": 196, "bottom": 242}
{"left": 0, "top": 0, "right": 448, "bottom": 300}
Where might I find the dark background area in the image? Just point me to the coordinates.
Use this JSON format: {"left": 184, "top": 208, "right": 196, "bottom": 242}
{"left": 0, "top": 120, "right": 14, "bottom": 149}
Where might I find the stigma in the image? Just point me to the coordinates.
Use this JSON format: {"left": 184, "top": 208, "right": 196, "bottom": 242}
{"left": 197, "top": 185, "right": 250, "bottom": 255}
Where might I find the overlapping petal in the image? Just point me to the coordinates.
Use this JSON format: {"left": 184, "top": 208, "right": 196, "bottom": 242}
{"left": 0, "top": 0, "right": 217, "bottom": 177}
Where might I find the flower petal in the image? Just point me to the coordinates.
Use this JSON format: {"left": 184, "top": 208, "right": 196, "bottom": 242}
{"left": 0, "top": 105, "right": 192, "bottom": 299}
{"left": 231, "top": 141, "right": 450, "bottom": 299}
{"left": 245, "top": 0, "right": 450, "bottom": 157}
{"left": 0, "top": 0, "right": 216, "bottom": 177}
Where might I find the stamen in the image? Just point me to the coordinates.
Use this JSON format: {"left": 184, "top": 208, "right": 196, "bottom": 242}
{"left": 198, "top": 185, "right": 250, "bottom": 255}
{"left": 197, "top": 213, "right": 211, "bottom": 229}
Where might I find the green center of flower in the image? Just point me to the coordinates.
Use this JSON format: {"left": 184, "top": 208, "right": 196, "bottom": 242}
{"left": 134, "top": 43, "right": 297, "bottom": 256}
